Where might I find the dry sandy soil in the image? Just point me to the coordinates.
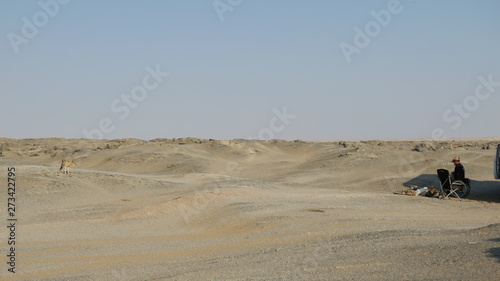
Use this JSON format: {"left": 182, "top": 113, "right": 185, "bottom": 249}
{"left": 1, "top": 138, "right": 500, "bottom": 280}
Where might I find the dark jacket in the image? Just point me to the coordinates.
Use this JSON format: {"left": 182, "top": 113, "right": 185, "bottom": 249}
{"left": 452, "top": 163, "right": 465, "bottom": 180}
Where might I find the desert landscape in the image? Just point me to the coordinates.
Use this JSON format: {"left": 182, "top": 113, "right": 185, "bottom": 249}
{"left": 1, "top": 137, "right": 500, "bottom": 280}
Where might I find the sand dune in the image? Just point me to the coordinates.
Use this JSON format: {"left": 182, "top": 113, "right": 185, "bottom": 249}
{"left": 1, "top": 138, "right": 500, "bottom": 280}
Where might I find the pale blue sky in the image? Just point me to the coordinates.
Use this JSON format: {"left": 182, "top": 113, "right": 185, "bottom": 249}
{"left": 1, "top": 0, "right": 499, "bottom": 140}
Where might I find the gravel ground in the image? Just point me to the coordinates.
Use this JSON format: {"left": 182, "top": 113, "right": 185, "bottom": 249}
{"left": 1, "top": 138, "right": 500, "bottom": 280}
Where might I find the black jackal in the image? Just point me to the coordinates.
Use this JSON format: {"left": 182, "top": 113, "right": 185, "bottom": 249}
{"left": 60, "top": 159, "right": 76, "bottom": 174}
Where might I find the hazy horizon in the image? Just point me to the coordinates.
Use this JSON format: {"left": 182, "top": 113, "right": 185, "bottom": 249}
{"left": 2, "top": 0, "right": 499, "bottom": 141}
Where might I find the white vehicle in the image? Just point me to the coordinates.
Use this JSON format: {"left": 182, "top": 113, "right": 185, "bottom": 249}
{"left": 495, "top": 144, "right": 500, "bottom": 179}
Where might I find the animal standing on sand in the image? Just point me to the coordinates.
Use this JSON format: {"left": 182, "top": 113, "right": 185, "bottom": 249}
{"left": 60, "top": 159, "right": 77, "bottom": 174}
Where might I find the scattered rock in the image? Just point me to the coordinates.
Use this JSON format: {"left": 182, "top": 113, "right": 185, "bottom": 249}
{"left": 413, "top": 143, "right": 436, "bottom": 152}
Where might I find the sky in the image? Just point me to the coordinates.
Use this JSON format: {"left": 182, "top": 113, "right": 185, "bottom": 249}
{"left": 1, "top": 0, "right": 499, "bottom": 141}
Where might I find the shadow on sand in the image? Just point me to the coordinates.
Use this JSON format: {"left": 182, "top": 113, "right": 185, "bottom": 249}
{"left": 403, "top": 174, "right": 500, "bottom": 203}
{"left": 486, "top": 238, "right": 500, "bottom": 263}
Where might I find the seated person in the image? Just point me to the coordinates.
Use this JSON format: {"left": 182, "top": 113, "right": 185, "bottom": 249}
{"left": 451, "top": 156, "right": 465, "bottom": 181}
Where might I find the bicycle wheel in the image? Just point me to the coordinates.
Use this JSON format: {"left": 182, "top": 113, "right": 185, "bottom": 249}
{"left": 450, "top": 180, "right": 470, "bottom": 198}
